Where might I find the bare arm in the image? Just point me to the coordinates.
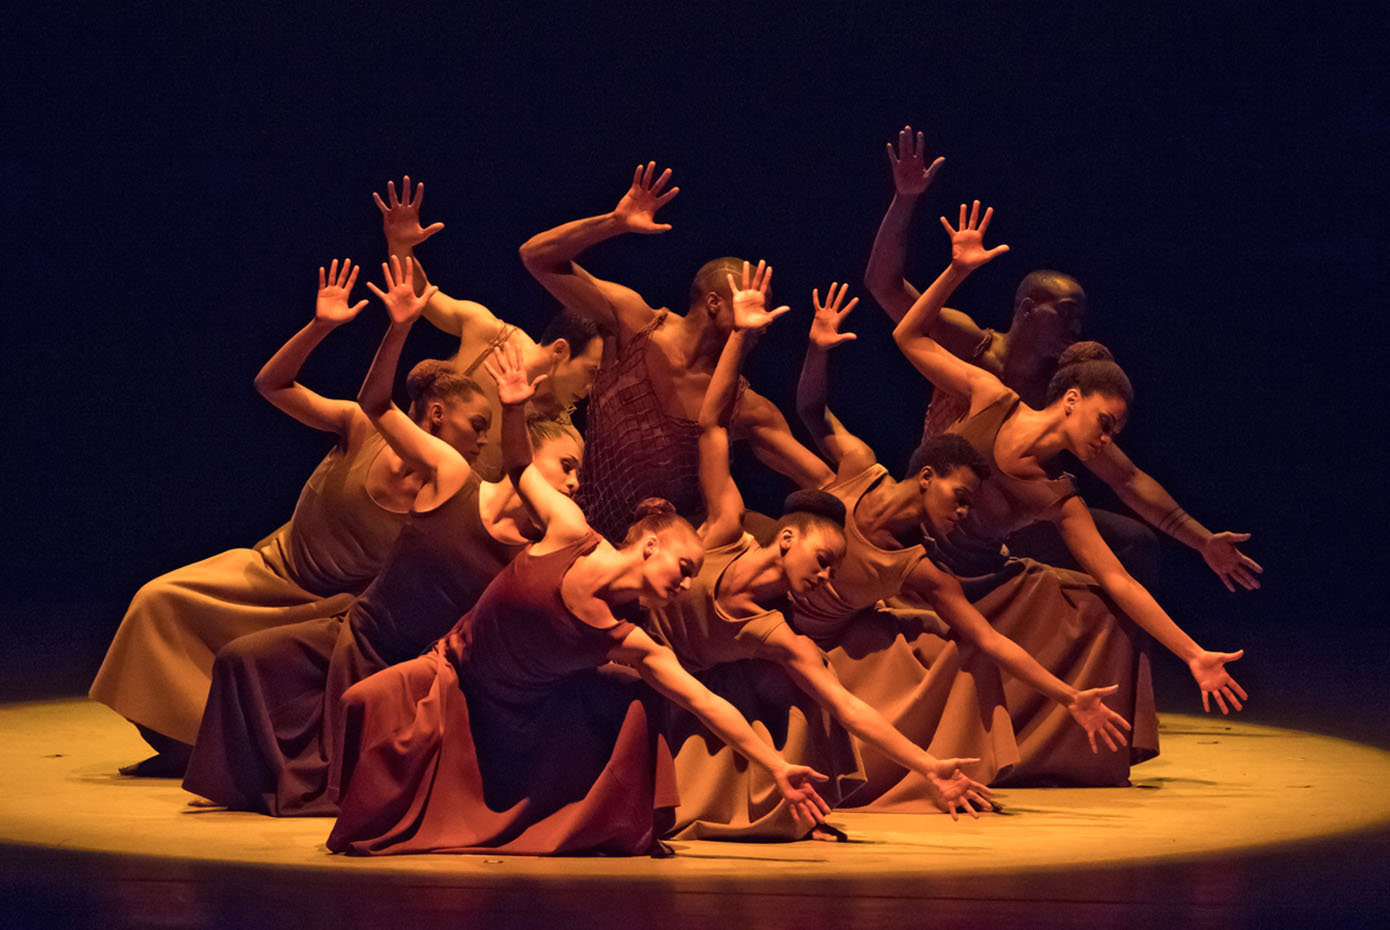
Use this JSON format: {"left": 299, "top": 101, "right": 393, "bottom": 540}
{"left": 1088, "top": 444, "right": 1263, "bottom": 592}
{"left": 794, "top": 283, "right": 877, "bottom": 477}
{"left": 1051, "top": 495, "right": 1248, "bottom": 713}
{"left": 892, "top": 201, "right": 1012, "bottom": 406}
{"left": 357, "top": 257, "right": 469, "bottom": 496}
{"left": 697, "top": 328, "right": 754, "bottom": 548}
{"left": 254, "top": 259, "right": 368, "bottom": 437}
{"left": 906, "top": 559, "right": 1131, "bottom": 752}
{"left": 759, "top": 625, "right": 993, "bottom": 818}
{"left": 609, "top": 626, "right": 830, "bottom": 828}
{"left": 519, "top": 162, "right": 674, "bottom": 340}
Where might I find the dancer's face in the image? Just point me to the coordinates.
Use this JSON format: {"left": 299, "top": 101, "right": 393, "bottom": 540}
{"left": 1018, "top": 285, "right": 1086, "bottom": 361}
{"left": 778, "top": 524, "right": 845, "bottom": 597}
{"left": 546, "top": 337, "right": 604, "bottom": 407}
{"left": 918, "top": 466, "right": 980, "bottom": 539}
{"left": 434, "top": 394, "right": 492, "bottom": 463}
{"left": 530, "top": 433, "right": 583, "bottom": 498}
{"left": 639, "top": 530, "right": 704, "bottom": 604}
{"left": 1062, "top": 389, "right": 1126, "bottom": 462}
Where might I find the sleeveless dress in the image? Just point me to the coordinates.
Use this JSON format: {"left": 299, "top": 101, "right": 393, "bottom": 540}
{"left": 326, "top": 532, "right": 680, "bottom": 856}
{"left": 642, "top": 534, "right": 865, "bottom": 840}
{"left": 576, "top": 312, "right": 744, "bottom": 541}
{"left": 787, "top": 465, "right": 1020, "bottom": 809}
{"left": 89, "top": 432, "right": 406, "bottom": 746}
{"left": 182, "top": 473, "right": 523, "bottom": 815}
{"left": 909, "top": 390, "right": 1161, "bottom": 785}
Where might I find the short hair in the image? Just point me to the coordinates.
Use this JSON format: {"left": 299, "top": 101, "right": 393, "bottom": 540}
{"left": 621, "top": 498, "right": 699, "bottom": 547}
{"left": 526, "top": 415, "right": 584, "bottom": 453}
{"left": 905, "top": 434, "right": 990, "bottom": 483}
{"left": 1014, "top": 269, "right": 1085, "bottom": 310}
{"left": 1044, "top": 341, "right": 1134, "bottom": 406}
{"left": 406, "top": 359, "right": 486, "bottom": 420}
{"left": 775, "top": 489, "right": 847, "bottom": 536}
{"left": 688, "top": 256, "right": 746, "bottom": 306}
{"left": 537, "top": 309, "right": 601, "bottom": 352}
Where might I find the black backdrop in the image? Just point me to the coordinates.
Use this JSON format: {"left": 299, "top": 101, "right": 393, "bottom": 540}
{"left": 2, "top": 2, "right": 1385, "bottom": 742}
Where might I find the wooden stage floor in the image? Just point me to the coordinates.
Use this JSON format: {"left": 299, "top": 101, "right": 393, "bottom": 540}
{"left": 3, "top": 698, "right": 1389, "bottom": 929}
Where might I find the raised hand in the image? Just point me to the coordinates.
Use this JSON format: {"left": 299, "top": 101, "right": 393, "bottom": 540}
{"left": 1201, "top": 532, "right": 1264, "bottom": 592}
{"left": 365, "top": 255, "right": 438, "bottom": 326}
{"left": 809, "top": 282, "right": 859, "bottom": 350}
{"left": 924, "top": 758, "right": 995, "bottom": 821}
{"left": 1189, "top": 649, "right": 1248, "bottom": 714}
{"left": 612, "top": 161, "right": 679, "bottom": 234}
{"left": 482, "top": 341, "right": 548, "bottom": 407}
{"left": 886, "top": 125, "right": 944, "bottom": 197}
{"left": 772, "top": 763, "right": 832, "bottom": 828}
{"left": 1066, "top": 685, "right": 1133, "bottom": 753}
{"left": 373, "top": 175, "right": 445, "bottom": 249}
{"left": 726, "top": 260, "right": 791, "bottom": 332}
{"left": 315, "top": 258, "right": 368, "bottom": 325}
{"left": 940, "top": 200, "right": 1011, "bottom": 272}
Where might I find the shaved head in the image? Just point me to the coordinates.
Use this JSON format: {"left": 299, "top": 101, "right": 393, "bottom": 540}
{"left": 689, "top": 256, "right": 746, "bottom": 307}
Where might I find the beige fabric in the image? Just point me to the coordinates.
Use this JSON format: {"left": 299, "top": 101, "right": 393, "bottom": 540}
{"left": 89, "top": 433, "right": 406, "bottom": 745}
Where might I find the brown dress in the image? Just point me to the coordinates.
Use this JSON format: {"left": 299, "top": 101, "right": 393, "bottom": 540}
{"left": 89, "top": 432, "right": 406, "bottom": 746}
{"left": 327, "top": 532, "right": 679, "bottom": 856}
{"left": 182, "top": 473, "right": 522, "bottom": 815}
{"left": 788, "top": 465, "right": 1020, "bottom": 810}
{"left": 914, "top": 390, "right": 1160, "bottom": 785}
{"left": 576, "top": 312, "right": 744, "bottom": 541}
{"left": 643, "top": 535, "right": 866, "bottom": 840}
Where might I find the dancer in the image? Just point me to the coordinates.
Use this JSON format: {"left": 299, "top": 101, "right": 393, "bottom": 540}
{"left": 325, "top": 351, "right": 832, "bottom": 856}
{"left": 182, "top": 257, "right": 581, "bottom": 815}
{"left": 795, "top": 280, "right": 1134, "bottom": 795}
{"left": 519, "top": 162, "right": 835, "bottom": 539}
{"left": 374, "top": 176, "right": 604, "bottom": 481}
{"left": 865, "top": 126, "right": 1261, "bottom": 594}
{"left": 888, "top": 200, "right": 1246, "bottom": 780}
{"left": 649, "top": 261, "right": 993, "bottom": 838}
{"left": 90, "top": 259, "right": 487, "bottom": 776}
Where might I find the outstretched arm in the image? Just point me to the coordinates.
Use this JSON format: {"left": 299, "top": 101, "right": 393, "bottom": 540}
{"left": 518, "top": 162, "right": 674, "bottom": 341}
{"left": 610, "top": 627, "right": 831, "bottom": 829}
{"left": 760, "top": 625, "right": 993, "bottom": 819}
{"left": 357, "top": 257, "right": 467, "bottom": 492}
{"left": 1087, "top": 444, "right": 1263, "bottom": 592}
{"left": 254, "top": 259, "right": 368, "bottom": 437}
{"left": 794, "top": 282, "right": 877, "bottom": 477}
{"left": 374, "top": 175, "right": 507, "bottom": 345}
{"left": 863, "top": 127, "right": 987, "bottom": 357}
{"left": 907, "top": 559, "right": 1132, "bottom": 752}
{"left": 1052, "top": 495, "right": 1248, "bottom": 713}
{"left": 892, "top": 201, "right": 1012, "bottom": 406}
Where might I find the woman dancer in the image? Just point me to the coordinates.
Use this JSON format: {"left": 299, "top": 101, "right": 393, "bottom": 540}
{"left": 182, "top": 257, "right": 581, "bottom": 815}
{"left": 795, "top": 277, "right": 1135, "bottom": 795}
{"left": 90, "top": 259, "right": 490, "bottom": 776}
{"left": 325, "top": 348, "right": 833, "bottom": 856}
{"left": 649, "top": 262, "right": 992, "bottom": 838}
{"left": 887, "top": 201, "right": 1246, "bottom": 782}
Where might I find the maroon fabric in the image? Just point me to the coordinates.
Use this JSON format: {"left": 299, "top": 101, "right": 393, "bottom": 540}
{"left": 327, "top": 532, "right": 679, "bottom": 856}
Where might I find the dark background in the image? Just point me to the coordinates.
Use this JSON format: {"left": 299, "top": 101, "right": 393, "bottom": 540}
{"left": 2, "top": 2, "right": 1385, "bottom": 743}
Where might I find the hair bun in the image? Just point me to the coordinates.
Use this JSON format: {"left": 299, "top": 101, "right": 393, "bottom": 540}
{"left": 632, "top": 497, "right": 677, "bottom": 520}
{"left": 1056, "top": 340, "right": 1114, "bottom": 369}
{"left": 405, "top": 358, "right": 453, "bottom": 402}
{"left": 782, "top": 489, "right": 846, "bottom": 528}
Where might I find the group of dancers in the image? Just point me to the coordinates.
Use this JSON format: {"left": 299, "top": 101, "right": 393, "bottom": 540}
{"left": 88, "top": 125, "right": 1258, "bottom": 856}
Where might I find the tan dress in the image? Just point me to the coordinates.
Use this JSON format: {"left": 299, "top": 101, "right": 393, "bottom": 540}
{"left": 643, "top": 535, "right": 865, "bottom": 839}
{"left": 789, "top": 465, "right": 1020, "bottom": 810}
{"left": 908, "top": 390, "right": 1161, "bottom": 785}
{"left": 89, "top": 432, "right": 407, "bottom": 745}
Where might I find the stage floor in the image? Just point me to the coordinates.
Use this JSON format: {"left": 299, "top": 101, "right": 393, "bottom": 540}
{"left": 4, "top": 698, "right": 1390, "bottom": 928}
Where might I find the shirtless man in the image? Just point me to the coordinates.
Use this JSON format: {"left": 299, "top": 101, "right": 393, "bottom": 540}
{"left": 518, "top": 162, "right": 835, "bottom": 540}
{"left": 863, "top": 127, "right": 1261, "bottom": 593}
{"left": 374, "top": 176, "right": 604, "bottom": 481}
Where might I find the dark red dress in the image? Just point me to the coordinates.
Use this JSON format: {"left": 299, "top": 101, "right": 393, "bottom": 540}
{"left": 326, "top": 532, "right": 680, "bottom": 856}
{"left": 182, "top": 474, "right": 522, "bottom": 815}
